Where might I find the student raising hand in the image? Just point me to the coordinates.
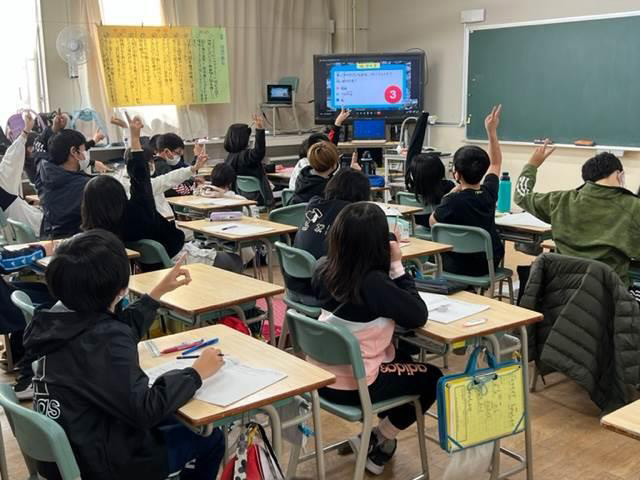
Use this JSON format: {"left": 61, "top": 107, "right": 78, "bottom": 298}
{"left": 149, "top": 254, "right": 191, "bottom": 300}
{"left": 335, "top": 108, "right": 351, "bottom": 127}
{"left": 22, "top": 111, "right": 34, "bottom": 134}
{"left": 110, "top": 116, "right": 128, "bottom": 129}
{"left": 252, "top": 113, "right": 264, "bottom": 130}
{"left": 484, "top": 104, "right": 502, "bottom": 136}
{"left": 93, "top": 129, "right": 106, "bottom": 145}
{"left": 124, "top": 112, "right": 144, "bottom": 150}
{"left": 350, "top": 151, "right": 361, "bottom": 171}
{"left": 192, "top": 151, "right": 208, "bottom": 174}
{"left": 528, "top": 139, "right": 556, "bottom": 168}
{"left": 192, "top": 347, "right": 224, "bottom": 380}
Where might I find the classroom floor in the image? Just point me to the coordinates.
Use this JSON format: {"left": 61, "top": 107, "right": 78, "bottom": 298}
{"left": 1, "top": 244, "right": 639, "bottom": 479}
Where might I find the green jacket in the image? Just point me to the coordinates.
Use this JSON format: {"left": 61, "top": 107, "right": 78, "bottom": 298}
{"left": 514, "top": 164, "right": 640, "bottom": 286}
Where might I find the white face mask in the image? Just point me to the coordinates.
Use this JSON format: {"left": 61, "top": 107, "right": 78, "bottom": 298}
{"left": 76, "top": 149, "right": 90, "bottom": 171}
{"left": 166, "top": 154, "right": 181, "bottom": 166}
{"left": 618, "top": 171, "right": 626, "bottom": 188}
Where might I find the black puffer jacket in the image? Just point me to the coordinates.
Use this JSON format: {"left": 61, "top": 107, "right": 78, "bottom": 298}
{"left": 24, "top": 296, "right": 202, "bottom": 480}
{"left": 291, "top": 166, "right": 329, "bottom": 205}
{"left": 224, "top": 125, "right": 273, "bottom": 206}
{"left": 520, "top": 253, "right": 640, "bottom": 412}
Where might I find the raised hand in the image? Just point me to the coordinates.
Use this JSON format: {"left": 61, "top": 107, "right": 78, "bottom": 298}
{"left": 192, "top": 152, "right": 208, "bottom": 173}
{"left": 110, "top": 116, "right": 128, "bottom": 129}
{"left": 193, "top": 141, "right": 205, "bottom": 158}
{"left": 124, "top": 111, "right": 144, "bottom": 150}
{"left": 253, "top": 113, "right": 264, "bottom": 130}
{"left": 350, "top": 151, "right": 361, "bottom": 171}
{"left": 528, "top": 139, "right": 556, "bottom": 168}
{"left": 93, "top": 129, "right": 106, "bottom": 144}
{"left": 52, "top": 108, "right": 67, "bottom": 132}
{"left": 484, "top": 104, "right": 502, "bottom": 137}
{"left": 335, "top": 108, "right": 351, "bottom": 127}
{"left": 149, "top": 254, "right": 191, "bottom": 300}
{"left": 22, "top": 111, "right": 35, "bottom": 134}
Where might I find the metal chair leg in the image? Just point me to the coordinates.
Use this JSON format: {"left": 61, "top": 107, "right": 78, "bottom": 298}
{"left": 414, "top": 399, "right": 430, "bottom": 479}
{"left": 311, "top": 390, "right": 326, "bottom": 480}
{"left": 507, "top": 277, "right": 515, "bottom": 305}
{"left": 354, "top": 416, "right": 373, "bottom": 480}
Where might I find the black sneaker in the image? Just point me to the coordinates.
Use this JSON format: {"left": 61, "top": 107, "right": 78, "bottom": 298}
{"left": 14, "top": 382, "right": 33, "bottom": 401}
{"left": 366, "top": 437, "right": 397, "bottom": 475}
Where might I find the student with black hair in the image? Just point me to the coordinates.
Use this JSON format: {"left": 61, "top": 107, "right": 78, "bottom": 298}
{"left": 33, "top": 109, "right": 108, "bottom": 238}
{"left": 515, "top": 145, "right": 640, "bottom": 287}
{"left": 224, "top": 114, "right": 273, "bottom": 206}
{"left": 289, "top": 108, "right": 349, "bottom": 189}
{"left": 312, "top": 202, "right": 442, "bottom": 476}
{"left": 404, "top": 112, "right": 455, "bottom": 227}
{"left": 0, "top": 112, "right": 43, "bottom": 234}
{"left": 429, "top": 105, "right": 505, "bottom": 276}
{"left": 23, "top": 229, "right": 225, "bottom": 480}
{"left": 152, "top": 132, "right": 199, "bottom": 197}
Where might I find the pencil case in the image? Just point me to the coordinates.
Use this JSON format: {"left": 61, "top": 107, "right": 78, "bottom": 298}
{"left": 209, "top": 211, "right": 243, "bottom": 221}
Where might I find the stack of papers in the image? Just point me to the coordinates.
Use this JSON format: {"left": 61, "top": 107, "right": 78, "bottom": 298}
{"left": 495, "top": 212, "right": 550, "bottom": 228}
{"left": 419, "top": 292, "right": 489, "bottom": 324}
{"left": 203, "top": 223, "right": 274, "bottom": 236}
{"left": 190, "top": 198, "right": 242, "bottom": 206}
{"left": 144, "top": 357, "right": 287, "bottom": 407}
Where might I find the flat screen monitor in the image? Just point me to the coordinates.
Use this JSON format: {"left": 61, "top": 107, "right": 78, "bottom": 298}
{"left": 313, "top": 52, "right": 425, "bottom": 124}
{"left": 352, "top": 119, "right": 386, "bottom": 141}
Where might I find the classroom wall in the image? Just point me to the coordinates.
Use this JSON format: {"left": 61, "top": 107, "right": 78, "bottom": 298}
{"left": 367, "top": 0, "right": 640, "bottom": 194}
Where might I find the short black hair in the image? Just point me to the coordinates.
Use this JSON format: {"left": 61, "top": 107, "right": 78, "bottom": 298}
{"left": 325, "top": 168, "right": 371, "bottom": 202}
{"left": 210, "top": 163, "right": 236, "bottom": 189}
{"left": 46, "top": 229, "right": 129, "bottom": 313}
{"left": 452, "top": 145, "right": 490, "bottom": 185}
{"left": 25, "top": 132, "right": 38, "bottom": 149}
{"left": 48, "top": 129, "right": 86, "bottom": 165}
{"left": 581, "top": 152, "right": 623, "bottom": 182}
{"left": 148, "top": 134, "right": 162, "bottom": 154}
{"left": 157, "top": 132, "right": 184, "bottom": 152}
{"left": 81, "top": 176, "right": 127, "bottom": 236}
{"left": 299, "top": 133, "right": 329, "bottom": 159}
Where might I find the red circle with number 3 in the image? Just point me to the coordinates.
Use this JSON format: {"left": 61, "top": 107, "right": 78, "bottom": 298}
{"left": 384, "top": 85, "right": 402, "bottom": 103}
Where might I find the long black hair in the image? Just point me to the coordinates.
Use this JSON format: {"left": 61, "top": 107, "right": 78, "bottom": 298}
{"left": 81, "top": 175, "right": 128, "bottom": 237}
{"left": 316, "top": 202, "right": 390, "bottom": 304}
{"left": 405, "top": 153, "right": 451, "bottom": 205}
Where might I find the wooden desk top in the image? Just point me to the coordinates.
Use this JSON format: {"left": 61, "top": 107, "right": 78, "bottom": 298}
{"left": 418, "top": 291, "right": 543, "bottom": 344}
{"left": 6, "top": 241, "right": 140, "bottom": 262}
{"left": 400, "top": 237, "right": 452, "bottom": 261}
{"left": 128, "top": 263, "right": 284, "bottom": 315}
{"left": 178, "top": 217, "right": 297, "bottom": 242}
{"left": 374, "top": 202, "right": 423, "bottom": 216}
{"left": 167, "top": 195, "right": 256, "bottom": 212}
{"left": 139, "top": 325, "right": 335, "bottom": 426}
{"left": 542, "top": 239, "right": 556, "bottom": 250}
{"left": 601, "top": 400, "right": 640, "bottom": 441}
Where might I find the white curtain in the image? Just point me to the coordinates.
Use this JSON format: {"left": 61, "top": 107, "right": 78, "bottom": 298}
{"left": 161, "top": 0, "right": 331, "bottom": 138}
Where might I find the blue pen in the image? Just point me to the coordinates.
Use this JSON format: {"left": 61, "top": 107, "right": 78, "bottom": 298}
{"left": 180, "top": 337, "right": 219, "bottom": 356}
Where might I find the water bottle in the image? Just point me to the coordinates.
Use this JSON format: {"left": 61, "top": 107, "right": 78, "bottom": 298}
{"left": 497, "top": 172, "right": 511, "bottom": 213}
{"left": 360, "top": 150, "right": 374, "bottom": 176}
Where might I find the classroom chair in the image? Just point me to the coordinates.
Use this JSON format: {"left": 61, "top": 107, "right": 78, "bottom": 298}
{"left": 0, "top": 210, "right": 14, "bottom": 245}
{"left": 268, "top": 203, "right": 308, "bottom": 229}
{"left": 126, "top": 239, "right": 173, "bottom": 269}
{"left": 285, "top": 310, "right": 429, "bottom": 480}
{"left": 395, "top": 192, "right": 434, "bottom": 240}
{"left": 1, "top": 291, "right": 36, "bottom": 373}
{"left": 236, "top": 175, "right": 271, "bottom": 212}
{"left": 0, "top": 383, "right": 80, "bottom": 480}
{"left": 274, "top": 241, "right": 320, "bottom": 348}
{"left": 431, "top": 223, "right": 515, "bottom": 304}
{"left": 387, "top": 216, "right": 436, "bottom": 276}
{"left": 261, "top": 76, "right": 301, "bottom": 135}
{"left": 7, "top": 219, "right": 38, "bottom": 243}
{"left": 281, "top": 188, "right": 295, "bottom": 207}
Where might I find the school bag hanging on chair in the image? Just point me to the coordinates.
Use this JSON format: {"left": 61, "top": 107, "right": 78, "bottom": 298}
{"left": 220, "top": 422, "right": 285, "bottom": 480}
{"left": 5, "top": 109, "right": 46, "bottom": 141}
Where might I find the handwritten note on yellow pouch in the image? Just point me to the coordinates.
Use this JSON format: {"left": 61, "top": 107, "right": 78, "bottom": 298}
{"left": 442, "top": 364, "right": 524, "bottom": 452}
{"left": 98, "top": 26, "right": 230, "bottom": 107}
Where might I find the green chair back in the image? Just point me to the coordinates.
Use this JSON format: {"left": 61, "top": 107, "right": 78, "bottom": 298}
{"left": 125, "top": 239, "right": 173, "bottom": 269}
{"left": 0, "top": 384, "right": 81, "bottom": 480}
{"left": 278, "top": 76, "right": 299, "bottom": 92}
{"left": 286, "top": 310, "right": 366, "bottom": 380}
{"left": 7, "top": 219, "right": 38, "bottom": 243}
{"left": 0, "top": 210, "right": 15, "bottom": 244}
{"left": 236, "top": 175, "right": 262, "bottom": 195}
{"left": 281, "top": 189, "right": 294, "bottom": 207}
{"left": 431, "top": 223, "right": 494, "bottom": 262}
{"left": 268, "top": 203, "right": 308, "bottom": 229}
{"left": 396, "top": 191, "right": 423, "bottom": 208}
{"left": 274, "top": 241, "right": 316, "bottom": 280}
{"left": 11, "top": 290, "right": 35, "bottom": 325}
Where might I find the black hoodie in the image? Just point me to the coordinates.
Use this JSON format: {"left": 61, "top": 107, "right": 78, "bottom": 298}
{"left": 23, "top": 296, "right": 202, "bottom": 480}
{"left": 223, "top": 125, "right": 273, "bottom": 206}
{"left": 290, "top": 166, "right": 331, "bottom": 205}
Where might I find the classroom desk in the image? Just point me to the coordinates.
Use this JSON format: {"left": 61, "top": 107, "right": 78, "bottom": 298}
{"left": 139, "top": 324, "right": 334, "bottom": 476}
{"left": 267, "top": 169, "right": 294, "bottom": 187}
{"left": 129, "top": 263, "right": 284, "bottom": 344}
{"left": 495, "top": 220, "right": 552, "bottom": 246}
{"left": 178, "top": 217, "right": 298, "bottom": 283}
{"left": 416, "top": 291, "right": 542, "bottom": 480}
{"left": 167, "top": 195, "right": 256, "bottom": 216}
{"left": 400, "top": 237, "right": 452, "bottom": 276}
{"left": 5, "top": 242, "right": 140, "bottom": 269}
{"left": 601, "top": 399, "right": 640, "bottom": 441}
{"left": 36, "top": 248, "right": 140, "bottom": 269}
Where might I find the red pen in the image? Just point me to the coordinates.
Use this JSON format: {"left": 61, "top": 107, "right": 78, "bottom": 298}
{"left": 160, "top": 339, "right": 204, "bottom": 354}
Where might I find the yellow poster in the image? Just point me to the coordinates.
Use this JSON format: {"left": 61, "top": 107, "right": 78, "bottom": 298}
{"left": 98, "top": 26, "right": 230, "bottom": 107}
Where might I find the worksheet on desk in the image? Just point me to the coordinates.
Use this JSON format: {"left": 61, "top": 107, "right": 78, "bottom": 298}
{"left": 189, "top": 198, "right": 242, "bottom": 206}
{"left": 495, "top": 212, "right": 550, "bottom": 228}
{"left": 144, "top": 357, "right": 287, "bottom": 407}
{"left": 418, "top": 292, "right": 489, "bottom": 324}
{"left": 203, "top": 223, "right": 275, "bottom": 236}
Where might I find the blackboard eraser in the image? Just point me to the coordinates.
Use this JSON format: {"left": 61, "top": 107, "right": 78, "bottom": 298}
{"left": 533, "top": 139, "right": 553, "bottom": 145}
{"left": 574, "top": 139, "right": 596, "bottom": 147}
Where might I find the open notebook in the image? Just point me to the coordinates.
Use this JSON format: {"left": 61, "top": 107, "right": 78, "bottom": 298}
{"left": 144, "top": 357, "right": 286, "bottom": 407}
{"left": 419, "top": 292, "right": 489, "bottom": 324}
{"left": 495, "top": 212, "right": 550, "bottom": 229}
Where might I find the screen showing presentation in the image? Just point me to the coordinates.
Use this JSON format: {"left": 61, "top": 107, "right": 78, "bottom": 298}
{"left": 313, "top": 52, "right": 425, "bottom": 124}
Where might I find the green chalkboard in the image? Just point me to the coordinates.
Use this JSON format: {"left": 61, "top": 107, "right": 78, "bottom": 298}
{"left": 466, "top": 14, "right": 640, "bottom": 147}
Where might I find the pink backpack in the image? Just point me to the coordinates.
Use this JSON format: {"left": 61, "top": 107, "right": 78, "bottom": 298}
{"left": 5, "top": 109, "right": 45, "bottom": 141}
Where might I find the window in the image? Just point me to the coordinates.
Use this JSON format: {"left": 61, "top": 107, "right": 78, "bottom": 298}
{"left": 99, "top": 0, "right": 179, "bottom": 134}
{"left": 0, "top": 0, "right": 42, "bottom": 128}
